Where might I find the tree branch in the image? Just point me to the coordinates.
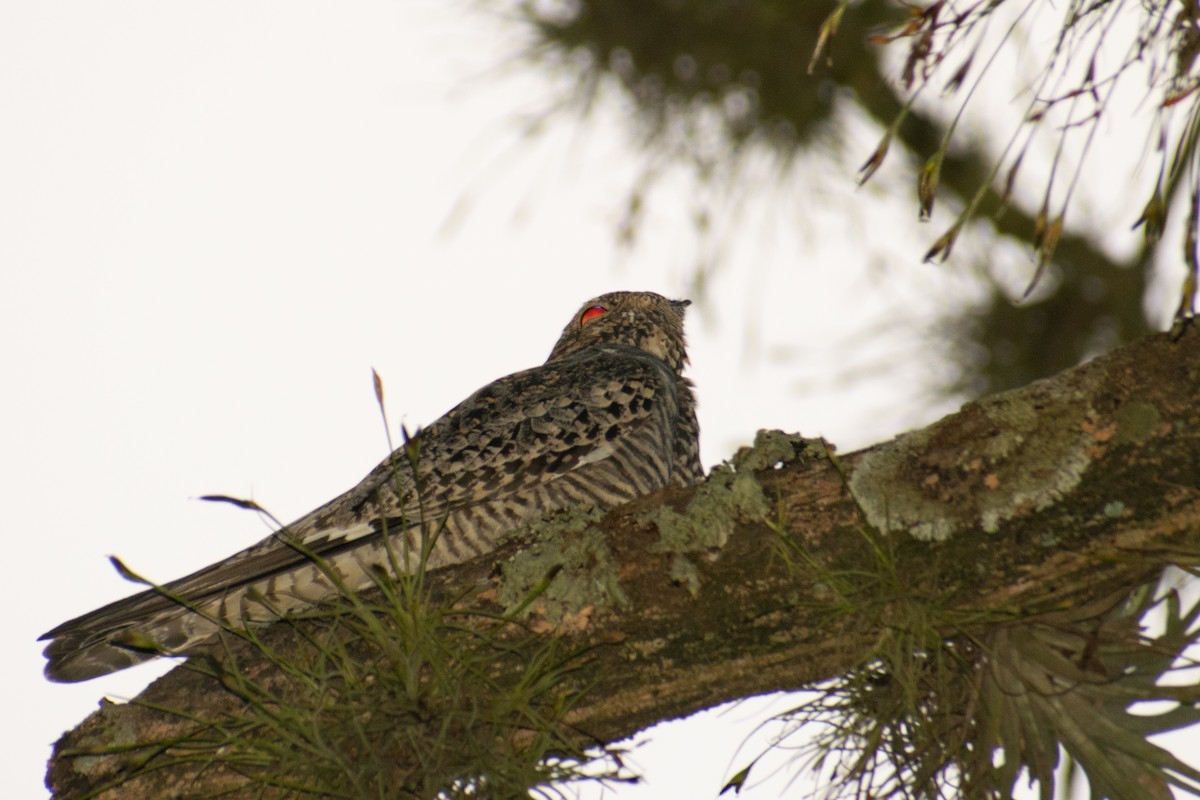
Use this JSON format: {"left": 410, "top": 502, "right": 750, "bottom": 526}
{"left": 47, "top": 325, "right": 1200, "bottom": 799}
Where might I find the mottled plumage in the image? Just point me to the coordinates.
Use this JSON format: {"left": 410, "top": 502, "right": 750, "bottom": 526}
{"left": 42, "top": 291, "right": 702, "bottom": 682}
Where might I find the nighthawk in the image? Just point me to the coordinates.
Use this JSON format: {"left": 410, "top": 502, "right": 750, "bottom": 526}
{"left": 42, "top": 291, "right": 702, "bottom": 682}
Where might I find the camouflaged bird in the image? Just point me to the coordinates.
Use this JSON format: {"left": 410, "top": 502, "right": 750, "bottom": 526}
{"left": 42, "top": 291, "right": 702, "bottom": 682}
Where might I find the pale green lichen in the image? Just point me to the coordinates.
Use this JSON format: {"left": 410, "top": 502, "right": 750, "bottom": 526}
{"left": 1114, "top": 402, "right": 1160, "bottom": 445}
{"left": 638, "top": 430, "right": 813, "bottom": 591}
{"left": 498, "top": 507, "right": 626, "bottom": 621}
{"left": 669, "top": 554, "right": 702, "bottom": 598}
{"left": 731, "top": 429, "right": 812, "bottom": 472}
{"left": 66, "top": 700, "right": 140, "bottom": 778}
{"left": 849, "top": 385, "right": 1099, "bottom": 542}
{"left": 641, "top": 465, "right": 771, "bottom": 553}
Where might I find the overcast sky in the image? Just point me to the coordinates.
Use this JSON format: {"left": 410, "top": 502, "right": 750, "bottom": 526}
{"left": 2, "top": 2, "right": 1191, "bottom": 798}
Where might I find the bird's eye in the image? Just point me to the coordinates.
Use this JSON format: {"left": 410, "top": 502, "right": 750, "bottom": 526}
{"left": 580, "top": 305, "right": 607, "bottom": 325}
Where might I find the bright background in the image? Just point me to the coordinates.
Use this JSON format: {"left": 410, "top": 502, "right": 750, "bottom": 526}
{"left": 1, "top": 2, "right": 1188, "bottom": 797}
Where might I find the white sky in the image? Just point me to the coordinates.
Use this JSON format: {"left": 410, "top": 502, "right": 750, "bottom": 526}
{"left": 1, "top": 2, "right": 1192, "bottom": 798}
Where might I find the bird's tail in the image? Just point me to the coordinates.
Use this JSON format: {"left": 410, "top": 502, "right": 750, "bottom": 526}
{"left": 41, "top": 629, "right": 166, "bottom": 683}
{"left": 40, "top": 584, "right": 223, "bottom": 682}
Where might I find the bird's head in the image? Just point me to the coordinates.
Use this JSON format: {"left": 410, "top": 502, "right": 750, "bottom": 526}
{"left": 546, "top": 291, "right": 692, "bottom": 373}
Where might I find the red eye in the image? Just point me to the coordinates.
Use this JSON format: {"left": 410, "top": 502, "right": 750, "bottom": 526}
{"left": 580, "top": 305, "right": 607, "bottom": 325}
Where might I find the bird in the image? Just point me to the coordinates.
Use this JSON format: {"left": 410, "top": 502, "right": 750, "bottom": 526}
{"left": 41, "top": 290, "right": 702, "bottom": 682}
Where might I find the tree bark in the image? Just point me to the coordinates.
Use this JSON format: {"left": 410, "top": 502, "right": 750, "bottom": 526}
{"left": 47, "top": 324, "right": 1200, "bottom": 799}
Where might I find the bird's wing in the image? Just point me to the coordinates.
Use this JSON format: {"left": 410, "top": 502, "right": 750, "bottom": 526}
{"left": 378, "top": 343, "right": 684, "bottom": 519}
{"left": 41, "top": 346, "right": 679, "bottom": 676}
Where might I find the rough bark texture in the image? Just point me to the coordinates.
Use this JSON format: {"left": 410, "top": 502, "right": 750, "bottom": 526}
{"left": 47, "top": 325, "right": 1200, "bottom": 799}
